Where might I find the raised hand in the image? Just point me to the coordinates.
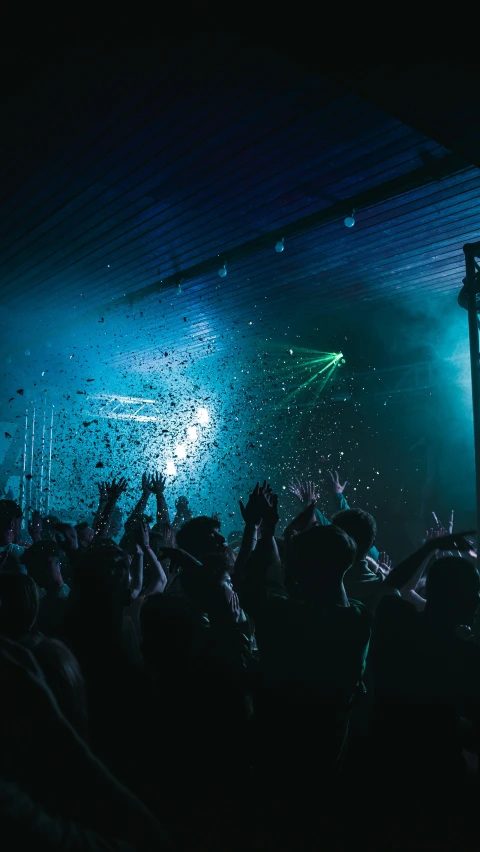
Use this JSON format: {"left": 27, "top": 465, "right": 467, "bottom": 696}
{"left": 141, "top": 472, "right": 154, "bottom": 496}
{"left": 325, "top": 470, "right": 349, "bottom": 495}
{"left": 54, "top": 522, "right": 78, "bottom": 552}
{"left": 106, "top": 477, "right": 128, "bottom": 501}
{"left": 239, "top": 482, "right": 263, "bottom": 527}
{"left": 97, "top": 481, "right": 108, "bottom": 502}
{"left": 259, "top": 483, "right": 279, "bottom": 531}
{"left": 378, "top": 552, "right": 392, "bottom": 575}
{"left": 139, "top": 520, "right": 150, "bottom": 550}
{"left": 151, "top": 472, "right": 166, "bottom": 496}
{"left": 288, "top": 477, "right": 319, "bottom": 504}
{"left": 175, "top": 496, "right": 190, "bottom": 514}
{"left": 427, "top": 530, "right": 476, "bottom": 553}
{"left": 426, "top": 527, "right": 448, "bottom": 545}
{"left": 28, "top": 509, "right": 43, "bottom": 543}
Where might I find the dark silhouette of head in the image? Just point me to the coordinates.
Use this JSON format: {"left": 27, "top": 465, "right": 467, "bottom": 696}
{"left": 72, "top": 545, "right": 131, "bottom": 610}
{"left": 0, "top": 573, "right": 39, "bottom": 639}
{"left": 290, "top": 524, "right": 356, "bottom": 599}
{"left": 176, "top": 516, "right": 226, "bottom": 560}
{"left": 332, "top": 508, "right": 376, "bottom": 559}
{"left": 25, "top": 635, "right": 88, "bottom": 738}
{"left": 75, "top": 522, "right": 94, "bottom": 548}
{"left": 0, "top": 499, "right": 23, "bottom": 545}
{"left": 425, "top": 556, "right": 480, "bottom": 630}
{"left": 21, "top": 540, "right": 63, "bottom": 592}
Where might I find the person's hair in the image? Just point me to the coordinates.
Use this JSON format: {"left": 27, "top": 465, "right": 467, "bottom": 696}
{"left": 0, "top": 499, "right": 22, "bottom": 534}
{"left": 75, "top": 522, "right": 90, "bottom": 534}
{"left": 176, "top": 516, "right": 221, "bottom": 558}
{"left": 0, "top": 573, "right": 39, "bottom": 638}
{"left": 24, "top": 635, "right": 88, "bottom": 738}
{"left": 425, "top": 556, "right": 480, "bottom": 628}
{"left": 21, "top": 540, "right": 60, "bottom": 585}
{"left": 290, "top": 524, "right": 356, "bottom": 595}
{"left": 331, "top": 508, "right": 376, "bottom": 559}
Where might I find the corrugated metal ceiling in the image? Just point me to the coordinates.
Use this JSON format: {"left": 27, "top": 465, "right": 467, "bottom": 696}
{"left": 1, "top": 44, "right": 479, "bottom": 368}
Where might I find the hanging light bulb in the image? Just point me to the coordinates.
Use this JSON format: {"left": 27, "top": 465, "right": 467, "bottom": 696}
{"left": 175, "top": 278, "right": 182, "bottom": 295}
{"left": 344, "top": 209, "right": 356, "bottom": 228}
{"left": 275, "top": 237, "right": 285, "bottom": 253}
{"left": 218, "top": 264, "right": 227, "bottom": 278}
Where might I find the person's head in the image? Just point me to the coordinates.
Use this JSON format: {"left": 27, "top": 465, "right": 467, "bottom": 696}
{"left": 0, "top": 573, "right": 39, "bottom": 639}
{"left": 24, "top": 635, "right": 88, "bottom": 738}
{"left": 72, "top": 545, "right": 132, "bottom": 611}
{"left": 332, "top": 508, "right": 376, "bottom": 560}
{"left": 425, "top": 556, "right": 480, "bottom": 630}
{"left": 0, "top": 500, "right": 23, "bottom": 545}
{"left": 176, "top": 516, "right": 226, "bottom": 560}
{"left": 290, "top": 524, "right": 356, "bottom": 599}
{"left": 21, "top": 540, "right": 63, "bottom": 592}
{"left": 75, "top": 522, "right": 94, "bottom": 548}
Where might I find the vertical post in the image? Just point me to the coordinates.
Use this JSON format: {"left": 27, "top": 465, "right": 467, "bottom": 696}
{"left": 463, "top": 244, "right": 480, "bottom": 540}
{"left": 28, "top": 406, "right": 36, "bottom": 521}
{"left": 39, "top": 399, "right": 47, "bottom": 513}
{"left": 46, "top": 405, "right": 54, "bottom": 515}
{"left": 20, "top": 408, "right": 28, "bottom": 518}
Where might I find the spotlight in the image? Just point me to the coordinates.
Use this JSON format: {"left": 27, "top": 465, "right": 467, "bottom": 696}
{"left": 166, "top": 460, "right": 177, "bottom": 476}
{"left": 187, "top": 425, "right": 198, "bottom": 441}
{"left": 197, "top": 407, "right": 209, "bottom": 425}
{"left": 175, "top": 444, "right": 186, "bottom": 459}
{"left": 344, "top": 210, "right": 355, "bottom": 228}
{"left": 275, "top": 238, "right": 285, "bottom": 253}
{"left": 218, "top": 264, "right": 227, "bottom": 278}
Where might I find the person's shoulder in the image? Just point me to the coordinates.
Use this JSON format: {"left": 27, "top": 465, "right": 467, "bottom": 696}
{"left": 343, "top": 599, "right": 373, "bottom": 634}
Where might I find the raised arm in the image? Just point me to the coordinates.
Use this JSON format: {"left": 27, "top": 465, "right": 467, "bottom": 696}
{"left": 28, "top": 510, "right": 43, "bottom": 543}
{"left": 151, "top": 473, "right": 170, "bottom": 527}
{"left": 93, "top": 477, "right": 127, "bottom": 543}
{"left": 172, "top": 495, "right": 192, "bottom": 531}
{"left": 119, "top": 473, "right": 153, "bottom": 552}
{"left": 138, "top": 521, "right": 168, "bottom": 595}
{"left": 233, "top": 482, "right": 262, "bottom": 584}
{"left": 239, "top": 483, "right": 282, "bottom": 618}
{"left": 92, "top": 481, "right": 108, "bottom": 536}
{"left": 324, "top": 469, "right": 350, "bottom": 514}
{"left": 385, "top": 530, "right": 475, "bottom": 592}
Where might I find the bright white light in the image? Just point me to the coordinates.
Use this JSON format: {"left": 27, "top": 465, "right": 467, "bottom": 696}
{"left": 187, "top": 426, "right": 198, "bottom": 440}
{"left": 175, "top": 443, "right": 186, "bottom": 459}
{"left": 166, "top": 460, "right": 177, "bottom": 476}
{"left": 197, "top": 408, "right": 209, "bottom": 424}
{"left": 344, "top": 214, "right": 355, "bottom": 228}
{"left": 275, "top": 238, "right": 285, "bottom": 253}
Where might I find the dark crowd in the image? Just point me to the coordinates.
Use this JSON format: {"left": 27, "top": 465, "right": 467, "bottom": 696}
{"left": 0, "top": 467, "right": 479, "bottom": 851}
